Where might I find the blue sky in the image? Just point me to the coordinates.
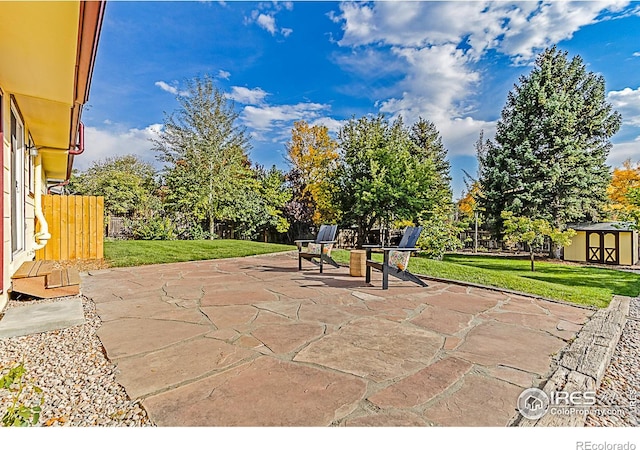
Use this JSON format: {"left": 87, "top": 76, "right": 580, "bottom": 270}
{"left": 81, "top": 1, "right": 640, "bottom": 199}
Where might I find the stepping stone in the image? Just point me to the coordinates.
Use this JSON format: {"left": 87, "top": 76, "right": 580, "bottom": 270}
{"left": 0, "top": 298, "right": 84, "bottom": 338}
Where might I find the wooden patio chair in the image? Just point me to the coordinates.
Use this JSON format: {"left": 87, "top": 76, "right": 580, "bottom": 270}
{"left": 364, "top": 226, "right": 428, "bottom": 289}
{"left": 295, "top": 224, "right": 340, "bottom": 273}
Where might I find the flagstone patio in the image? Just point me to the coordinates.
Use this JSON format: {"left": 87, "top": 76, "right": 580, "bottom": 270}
{"left": 81, "top": 251, "right": 595, "bottom": 426}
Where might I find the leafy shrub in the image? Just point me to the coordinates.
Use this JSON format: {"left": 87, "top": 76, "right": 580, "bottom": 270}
{"left": 126, "top": 215, "right": 177, "bottom": 240}
{"left": 1, "top": 362, "right": 44, "bottom": 427}
{"left": 417, "top": 216, "right": 463, "bottom": 260}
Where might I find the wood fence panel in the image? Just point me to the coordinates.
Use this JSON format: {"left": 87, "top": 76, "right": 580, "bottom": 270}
{"left": 50, "top": 195, "right": 61, "bottom": 261}
{"left": 35, "top": 195, "right": 104, "bottom": 261}
{"left": 82, "top": 196, "right": 91, "bottom": 259}
{"left": 68, "top": 196, "right": 77, "bottom": 260}
{"left": 74, "top": 196, "right": 83, "bottom": 259}
{"left": 89, "top": 196, "right": 97, "bottom": 259}
{"left": 60, "top": 195, "right": 69, "bottom": 261}
{"left": 96, "top": 197, "right": 104, "bottom": 259}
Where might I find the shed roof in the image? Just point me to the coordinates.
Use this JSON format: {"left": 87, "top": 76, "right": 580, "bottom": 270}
{"left": 568, "top": 222, "right": 636, "bottom": 232}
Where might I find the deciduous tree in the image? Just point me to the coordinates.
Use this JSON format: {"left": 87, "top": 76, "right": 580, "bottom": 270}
{"left": 606, "top": 159, "right": 640, "bottom": 224}
{"left": 285, "top": 120, "right": 339, "bottom": 228}
{"left": 335, "top": 114, "right": 438, "bottom": 246}
{"left": 410, "top": 117, "right": 452, "bottom": 209}
{"left": 501, "top": 211, "right": 576, "bottom": 271}
{"left": 68, "top": 154, "right": 157, "bottom": 218}
{"left": 153, "top": 75, "right": 252, "bottom": 238}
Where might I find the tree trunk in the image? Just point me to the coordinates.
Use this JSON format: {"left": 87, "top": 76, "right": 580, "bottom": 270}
{"left": 530, "top": 248, "right": 535, "bottom": 272}
{"left": 474, "top": 213, "right": 478, "bottom": 253}
{"left": 209, "top": 213, "right": 215, "bottom": 239}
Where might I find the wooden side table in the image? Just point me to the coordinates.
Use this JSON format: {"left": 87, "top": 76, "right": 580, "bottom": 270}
{"left": 349, "top": 250, "right": 366, "bottom": 277}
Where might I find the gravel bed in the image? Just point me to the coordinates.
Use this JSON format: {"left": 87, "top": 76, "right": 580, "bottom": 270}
{"left": 0, "top": 295, "right": 154, "bottom": 427}
{"left": 585, "top": 296, "right": 640, "bottom": 427}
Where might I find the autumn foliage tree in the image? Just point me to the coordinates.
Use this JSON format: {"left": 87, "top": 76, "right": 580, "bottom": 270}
{"left": 606, "top": 159, "right": 640, "bottom": 223}
{"left": 285, "top": 120, "right": 339, "bottom": 229}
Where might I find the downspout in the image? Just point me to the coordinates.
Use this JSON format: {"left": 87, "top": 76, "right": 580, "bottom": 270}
{"left": 69, "top": 121, "right": 84, "bottom": 155}
{"left": 33, "top": 154, "right": 51, "bottom": 250}
{"left": 65, "top": 121, "right": 84, "bottom": 182}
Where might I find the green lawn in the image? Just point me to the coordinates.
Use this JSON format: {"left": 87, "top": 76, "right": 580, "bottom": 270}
{"left": 104, "top": 239, "right": 295, "bottom": 267}
{"left": 331, "top": 250, "right": 640, "bottom": 308}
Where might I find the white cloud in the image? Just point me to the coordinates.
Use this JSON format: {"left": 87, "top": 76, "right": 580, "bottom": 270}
{"left": 256, "top": 13, "right": 277, "bottom": 35}
{"left": 245, "top": 2, "right": 294, "bottom": 38}
{"left": 242, "top": 102, "right": 329, "bottom": 132}
{"left": 217, "top": 69, "right": 231, "bottom": 80}
{"left": 310, "top": 117, "right": 344, "bottom": 135}
{"left": 226, "top": 86, "right": 268, "bottom": 105}
{"left": 608, "top": 138, "right": 640, "bottom": 167}
{"left": 78, "top": 124, "right": 163, "bottom": 171}
{"left": 608, "top": 87, "right": 640, "bottom": 127}
{"left": 331, "top": 1, "right": 631, "bottom": 159}
{"left": 155, "top": 81, "right": 178, "bottom": 95}
{"left": 154, "top": 80, "right": 189, "bottom": 97}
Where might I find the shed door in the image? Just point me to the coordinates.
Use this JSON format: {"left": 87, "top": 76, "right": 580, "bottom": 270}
{"left": 603, "top": 232, "right": 618, "bottom": 264}
{"left": 586, "top": 231, "right": 619, "bottom": 265}
{"left": 587, "top": 232, "right": 601, "bottom": 263}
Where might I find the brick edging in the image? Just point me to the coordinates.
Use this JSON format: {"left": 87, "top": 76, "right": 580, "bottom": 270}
{"left": 513, "top": 295, "right": 631, "bottom": 426}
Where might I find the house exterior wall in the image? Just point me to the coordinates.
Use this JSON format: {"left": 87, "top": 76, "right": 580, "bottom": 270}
{"left": 1, "top": 92, "right": 39, "bottom": 310}
{"left": 563, "top": 231, "right": 587, "bottom": 262}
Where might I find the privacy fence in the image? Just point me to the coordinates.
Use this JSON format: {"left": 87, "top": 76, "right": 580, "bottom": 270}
{"left": 35, "top": 195, "right": 104, "bottom": 261}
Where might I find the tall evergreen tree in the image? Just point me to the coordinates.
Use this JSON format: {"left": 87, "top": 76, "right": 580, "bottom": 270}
{"left": 409, "top": 117, "right": 452, "bottom": 207}
{"left": 479, "top": 46, "right": 621, "bottom": 235}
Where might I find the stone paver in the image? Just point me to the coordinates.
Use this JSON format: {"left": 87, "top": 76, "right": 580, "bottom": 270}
{"left": 369, "top": 357, "right": 473, "bottom": 408}
{"left": 411, "top": 305, "right": 474, "bottom": 335}
{"left": 143, "top": 356, "right": 367, "bottom": 426}
{"left": 452, "top": 320, "right": 567, "bottom": 376}
{"left": 82, "top": 251, "right": 596, "bottom": 426}
{"left": 423, "top": 374, "right": 524, "bottom": 426}
{"left": 294, "top": 317, "right": 443, "bottom": 382}
{"left": 113, "top": 337, "right": 257, "bottom": 398}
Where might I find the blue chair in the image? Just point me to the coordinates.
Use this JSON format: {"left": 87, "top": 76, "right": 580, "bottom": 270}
{"left": 364, "top": 226, "right": 427, "bottom": 289}
{"left": 295, "top": 225, "right": 340, "bottom": 273}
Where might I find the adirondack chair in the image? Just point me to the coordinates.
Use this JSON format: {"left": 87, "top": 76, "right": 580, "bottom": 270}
{"left": 364, "top": 226, "right": 428, "bottom": 289}
{"left": 295, "top": 225, "right": 340, "bottom": 273}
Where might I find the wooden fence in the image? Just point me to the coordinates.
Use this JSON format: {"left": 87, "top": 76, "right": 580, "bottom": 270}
{"left": 35, "top": 195, "right": 104, "bottom": 261}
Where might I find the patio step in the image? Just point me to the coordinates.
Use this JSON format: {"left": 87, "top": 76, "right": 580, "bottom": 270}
{"left": 11, "top": 261, "right": 80, "bottom": 299}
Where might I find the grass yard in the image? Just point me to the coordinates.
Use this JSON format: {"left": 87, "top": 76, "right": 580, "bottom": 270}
{"left": 331, "top": 250, "right": 640, "bottom": 308}
{"left": 104, "top": 239, "right": 295, "bottom": 267}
